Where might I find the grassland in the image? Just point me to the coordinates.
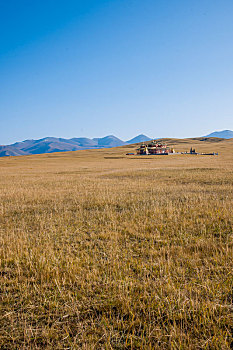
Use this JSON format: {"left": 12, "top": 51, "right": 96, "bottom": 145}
{"left": 0, "top": 138, "right": 232, "bottom": 349}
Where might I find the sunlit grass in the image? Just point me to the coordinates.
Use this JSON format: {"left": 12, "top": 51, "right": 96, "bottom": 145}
{"left": 0, "top": 139, "right": 232, "bottom": 349}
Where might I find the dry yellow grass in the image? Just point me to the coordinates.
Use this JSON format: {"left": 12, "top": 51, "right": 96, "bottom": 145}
{"left": 0, "top": 138, "right": 232, "bottom": 349}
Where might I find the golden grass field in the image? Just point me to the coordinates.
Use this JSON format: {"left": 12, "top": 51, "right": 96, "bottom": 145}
{"left": 0, "top": 138, "right": 232, "bottom": 349}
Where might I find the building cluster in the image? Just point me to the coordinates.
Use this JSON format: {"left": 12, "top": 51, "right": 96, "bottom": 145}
{"left": 136, "top": 140, "right": 175, "bottom": 155}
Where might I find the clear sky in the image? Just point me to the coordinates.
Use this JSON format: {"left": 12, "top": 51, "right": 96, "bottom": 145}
{"left": 1, "top": 0, "right": 233, "bottom": 144}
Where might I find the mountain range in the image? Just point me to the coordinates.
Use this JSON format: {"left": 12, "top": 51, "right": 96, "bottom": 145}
{"left": 0, "top": 130, "right": 232, "bottom": 157}
{"left": 0, "top": 134, "right": 151, "bottom": 157}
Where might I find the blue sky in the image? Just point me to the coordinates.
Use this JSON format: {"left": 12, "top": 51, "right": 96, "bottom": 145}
{"left": 0, "top": 0, "right": 233, "bottom": 144}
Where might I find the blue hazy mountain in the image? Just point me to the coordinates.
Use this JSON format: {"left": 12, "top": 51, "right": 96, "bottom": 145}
{"left": 205, "top": 130, "right": 233, "bottom": 139}
{"left": 125, "top": 134, "right": 151, "bottom": 144}
{"left": 93, "top": 135, "right": 126, "bottom": 147}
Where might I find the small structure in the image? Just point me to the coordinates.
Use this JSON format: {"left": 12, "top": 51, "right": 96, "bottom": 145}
{"left": 190, "top": 147, "right": 197, "bottom": 154}
{"left": 136, "top": 140, "right": 175, "bottom": 155}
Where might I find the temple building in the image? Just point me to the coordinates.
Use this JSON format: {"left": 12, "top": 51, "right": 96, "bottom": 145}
{"left": 137, "top": 140, "right": 175, "bottom": 155}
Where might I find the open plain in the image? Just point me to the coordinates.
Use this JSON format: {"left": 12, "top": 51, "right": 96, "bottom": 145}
{"left": 0, "top": 138, "right": 232, "bottom": 349}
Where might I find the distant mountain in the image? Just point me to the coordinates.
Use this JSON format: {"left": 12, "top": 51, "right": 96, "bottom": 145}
{"left": 69, "top": 138, "right": 97, "bottom": 147}
{"left": 205, "top": 130, "right": 233, "bottom": 139}
{"left": 0, "top": 146, "right": 27, "bottom": 157}
{"left": 94, "top": 135, "right": 125, "bottom": 147}
{"left": 126, "top": 134, "right": 151, "bottom": 144}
